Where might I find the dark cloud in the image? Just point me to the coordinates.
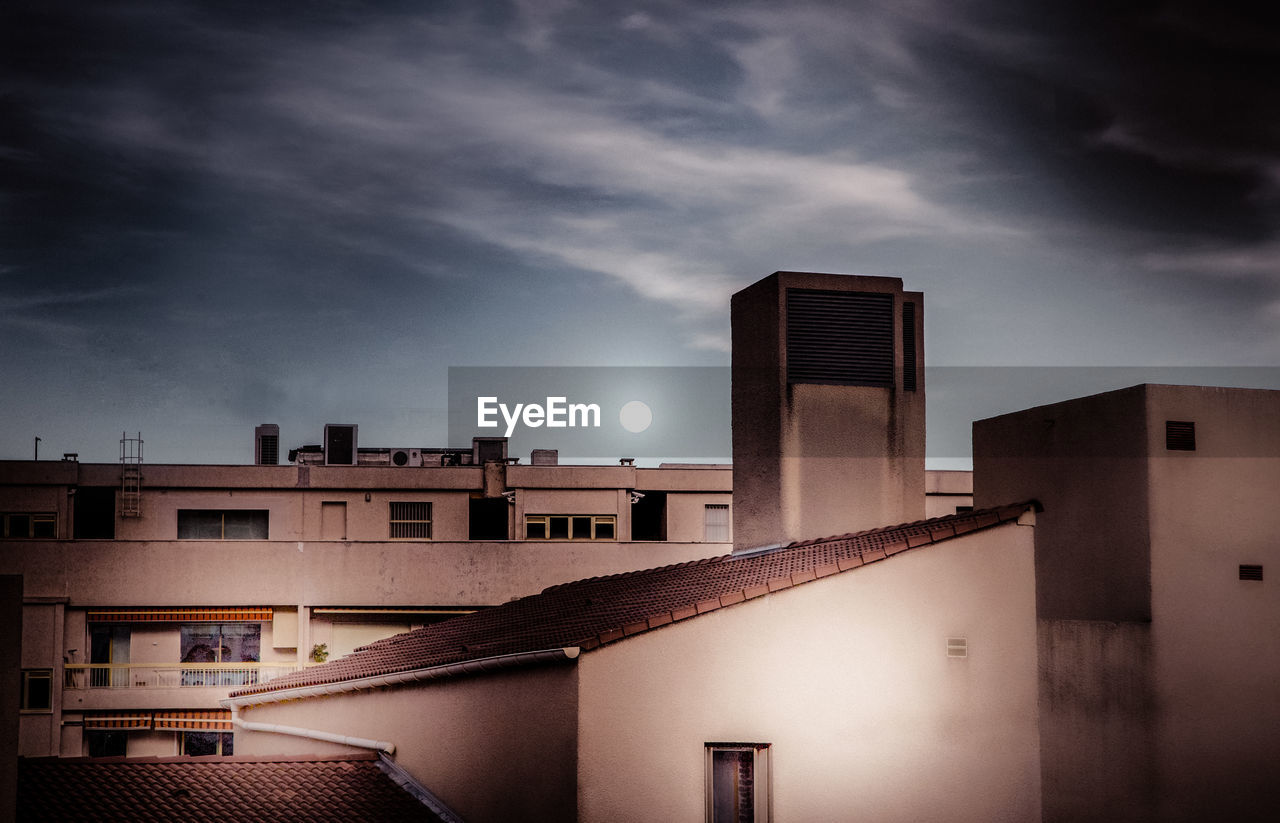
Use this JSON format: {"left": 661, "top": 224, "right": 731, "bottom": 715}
{"left": 2, "top": 0, "right": 1278, "bottom": 463}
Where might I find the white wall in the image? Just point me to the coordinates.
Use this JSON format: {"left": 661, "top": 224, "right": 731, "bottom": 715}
{"left": 576, "top": 522, "right": 1041, "bottom": 823}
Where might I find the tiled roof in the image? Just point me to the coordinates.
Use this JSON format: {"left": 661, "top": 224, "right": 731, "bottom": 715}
{"left": 234, "top": 504, "right": 1032, "bottom": 697}
{"left": 17, "top": 754, "right": 446, "bottom": 823}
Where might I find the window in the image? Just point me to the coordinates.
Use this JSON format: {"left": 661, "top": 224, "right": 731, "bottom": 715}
{"left": 389, "top": 502, "right": 432, "bottom": 539}
{"left": 2, "top": 513, "right": 56, "bottom": 539}
{"left": 524, "top": 515, "right": 616, "bottom": 540}
{"left": 632, "top": 491, "right": 667, "bottom": 541}
{"left": 86, "top": 731, "right": 128, "bottom": 758}
{"left": 706, "top": 743, "right": 770, "bottom": 822}
{"left": 180, "top": 623, "right": 261, "bottom": 686}
{"left": 1240, "top": 564, "right": 1264, "bottom": 581}
{"left": 177, "top": 510, "right": 268, "bottom": 539}
{"left": 704, "top": 504, "right": 730, "bottom": 542}
{"left": 469, "top": 497, "right": 509, "bottom": 540}
{"left": 181, "top": 732, "right": 234, "bottom": 756}
{"left": 21, "top": 669, "right": 53, "bottom": 712}
{"left": 1166, "top": 420, "right": 1196, "bottom": 451}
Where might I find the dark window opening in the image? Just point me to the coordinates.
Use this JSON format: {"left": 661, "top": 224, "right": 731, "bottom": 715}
{"left": 21, "top": 670, "right": 53, "bottom": 712}
{"left": 631, "top": 491, "right": 667, "bottom": 541}
{"left": 707, "top": 743, "right": 770, "bottom": 822}
{"left": 3, "top": 513, "right": 56, "bottom": 539}
{"left": 75, "top": 487, "right": 116, "bottom": 539}
{"left": 181, "top": 731, "right": 233, "bottom": 756}
{"left": 87, "top": 730, "right": 128, "bottom": 758}
{"left": 1166, "top": 421, "right": 1196, "bottom": 451}
{"left": 1240, "top": 564, "right": 1264, "bottom": 581}
{"left": 469, "top": 497, "right": 509, "bottom": 540}
{"left": 177, "top": 510, "right": 268, "bottom": 540}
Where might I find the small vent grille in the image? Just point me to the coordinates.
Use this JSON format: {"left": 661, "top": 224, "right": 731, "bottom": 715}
{"left": 902, "top": 301, "right": 917, "bottom": 392}
{"left": 1240, "top": 564, "right": 1264, "bottom": 581}
{"left": 786, "top": 289, "right": 894, "bottom": 386}
{"left": 1165, "top": 420, "right": 1196, "bottom": 451}
{"left": 946, "top": 637, "right": 968, "bottom": 658}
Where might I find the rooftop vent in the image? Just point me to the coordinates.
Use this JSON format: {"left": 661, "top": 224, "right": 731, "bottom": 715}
{"left": 1165, "top": 420, "right": 1196, "bottom": 451}
{"left": 255, "top": 424, "right": 280, "bottom": 466}
{"left": 1240, "top": 564, "right": 1264, "bottom": 581}
{"left": 786, "top": 289, "right": 894, "bottom": 387}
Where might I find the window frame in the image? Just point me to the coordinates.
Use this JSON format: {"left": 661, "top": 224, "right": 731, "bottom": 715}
{"left": 21, "top": 669, "right": 54, "bottom": 713}
{"left": 176, "top": 509, "right": 269, "bottom": 540}
{"left": 2, "top": 512, "right": 57, "bottom": 539}
{"left": 389, "top": 501, "right": 433, "bottom": 539}
{"left": 705, "top": 743, "right": 771, "bottom": 823}
{"left": 704, "top": 503, "right": 731, "bottom": 542}
{"left": 180, "top": 731, "right": 234, "bottom": 756}
{"left": 523, "top": 514, "right": 617, "bottom": 540}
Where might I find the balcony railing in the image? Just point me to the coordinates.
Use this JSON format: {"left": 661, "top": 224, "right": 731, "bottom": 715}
{"left": 63, "top": 663, "right": 303, "bottom": 690}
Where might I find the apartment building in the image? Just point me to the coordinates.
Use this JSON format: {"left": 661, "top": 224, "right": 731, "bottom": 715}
{"left": 2, "top": 433, "right": 740, "bottom": 761}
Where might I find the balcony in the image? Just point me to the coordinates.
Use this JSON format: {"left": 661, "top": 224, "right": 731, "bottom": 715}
{"left": 64, "top": 663, "right": 302, "bottom": 690}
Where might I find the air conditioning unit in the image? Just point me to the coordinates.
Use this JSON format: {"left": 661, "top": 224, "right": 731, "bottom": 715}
{"left": 324, "top": 424, "right": 358, "bottom": 466}
{"left": 389, "top": 448, "right": 423, "bottom": 467}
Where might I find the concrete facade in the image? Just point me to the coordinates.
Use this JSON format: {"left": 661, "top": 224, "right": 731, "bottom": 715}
{"left": 1, "top": 447, "right": 732, "bottom": 760}
{"left": 732, "top": 272, "right": 925, "bottom": 551}
{"left": 975, "top": 384, "right": 1280, "bottom": 823}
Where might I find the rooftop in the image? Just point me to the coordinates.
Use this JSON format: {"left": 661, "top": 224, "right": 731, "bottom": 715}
{"left": 17, "top": 753, "right": 448, "bottom": 823}
{"left": 232, "top": 502, "right": 1033, "bottom": 699}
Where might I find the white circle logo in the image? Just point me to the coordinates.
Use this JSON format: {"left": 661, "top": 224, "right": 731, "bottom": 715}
{"left": 619, "top": 400, "right": 653, "bottom": 433}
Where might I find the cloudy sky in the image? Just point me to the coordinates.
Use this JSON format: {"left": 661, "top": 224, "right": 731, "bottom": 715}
{"left": 3, "top": 0, "right": 1278, "bottom": 465}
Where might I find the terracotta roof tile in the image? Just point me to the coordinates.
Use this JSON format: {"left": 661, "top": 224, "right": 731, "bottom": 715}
{"left": 232, "top": 504, "right": 1034, "bottom": 698}
{"left": 17, "top": 754, "right": 445, "bottom": 822}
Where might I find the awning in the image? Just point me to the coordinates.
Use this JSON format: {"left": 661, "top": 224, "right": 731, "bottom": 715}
{"left": 83, "top": 712, "right": 153, "bottom": 731}
{"left": 153, "top": 710, "right": 233, "bottom": 732}
{"left": 86, "top": 607, "right": 273, "bottom": 623}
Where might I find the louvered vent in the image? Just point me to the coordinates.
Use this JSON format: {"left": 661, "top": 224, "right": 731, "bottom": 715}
{"left": 946, "top": 637, "right": 968, "bottom": 658}
{"left": 1165, "top": 420, "right": 1195, "bottom": 451}
{"left": 902, "top": 301, "right": 917, "bottom": 392}
{"left": 1239, "top": 564, "right": 1264, "bottom": 581}
{"left": 786, "top": 289, "right": 894, "bottom": 386}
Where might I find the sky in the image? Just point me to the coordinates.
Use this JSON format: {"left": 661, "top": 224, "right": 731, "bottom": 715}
{"left": 3, "top": 0, "right": 1278, "bottom": 466}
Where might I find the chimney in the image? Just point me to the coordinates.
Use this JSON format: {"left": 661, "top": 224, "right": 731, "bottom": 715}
{"left": 731, "top": 271, "right": 924, "bottom": 551}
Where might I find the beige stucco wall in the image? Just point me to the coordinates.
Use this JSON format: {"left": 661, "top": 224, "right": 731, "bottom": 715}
{"left": 235, "top": 663, "right": 580, "bottom": 822}
{"left": 978, "top": 384, "right": 1280, "bottom": 822}
{"left": 663, "top": 493, "right": 733, "bottom": 543}
{"left": 576, "top": 522, "right": 1040, "bottom": 823}
{"left": 1144, "top": 387, "right": 1280, "bottom": 822}
{"left": 3, "top": 539, "right": 726, "bottom": 608}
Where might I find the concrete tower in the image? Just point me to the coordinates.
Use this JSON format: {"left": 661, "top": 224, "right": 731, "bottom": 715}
{"left": 732, "top": 271, "right": 925, "bottom": 550}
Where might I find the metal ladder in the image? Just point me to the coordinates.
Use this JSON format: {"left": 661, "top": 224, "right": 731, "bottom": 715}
{"left": 120, "top": 432, "right": 143, "bottom": 517}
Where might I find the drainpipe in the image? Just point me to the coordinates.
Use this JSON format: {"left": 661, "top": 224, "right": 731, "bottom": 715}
{"left": 227, "top": 706, "right": 395, "bottom": 754}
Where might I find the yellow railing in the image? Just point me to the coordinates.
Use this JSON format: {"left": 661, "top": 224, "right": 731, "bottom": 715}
{"left": 63, "top": 662, "right": 302, "bottom": 690}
